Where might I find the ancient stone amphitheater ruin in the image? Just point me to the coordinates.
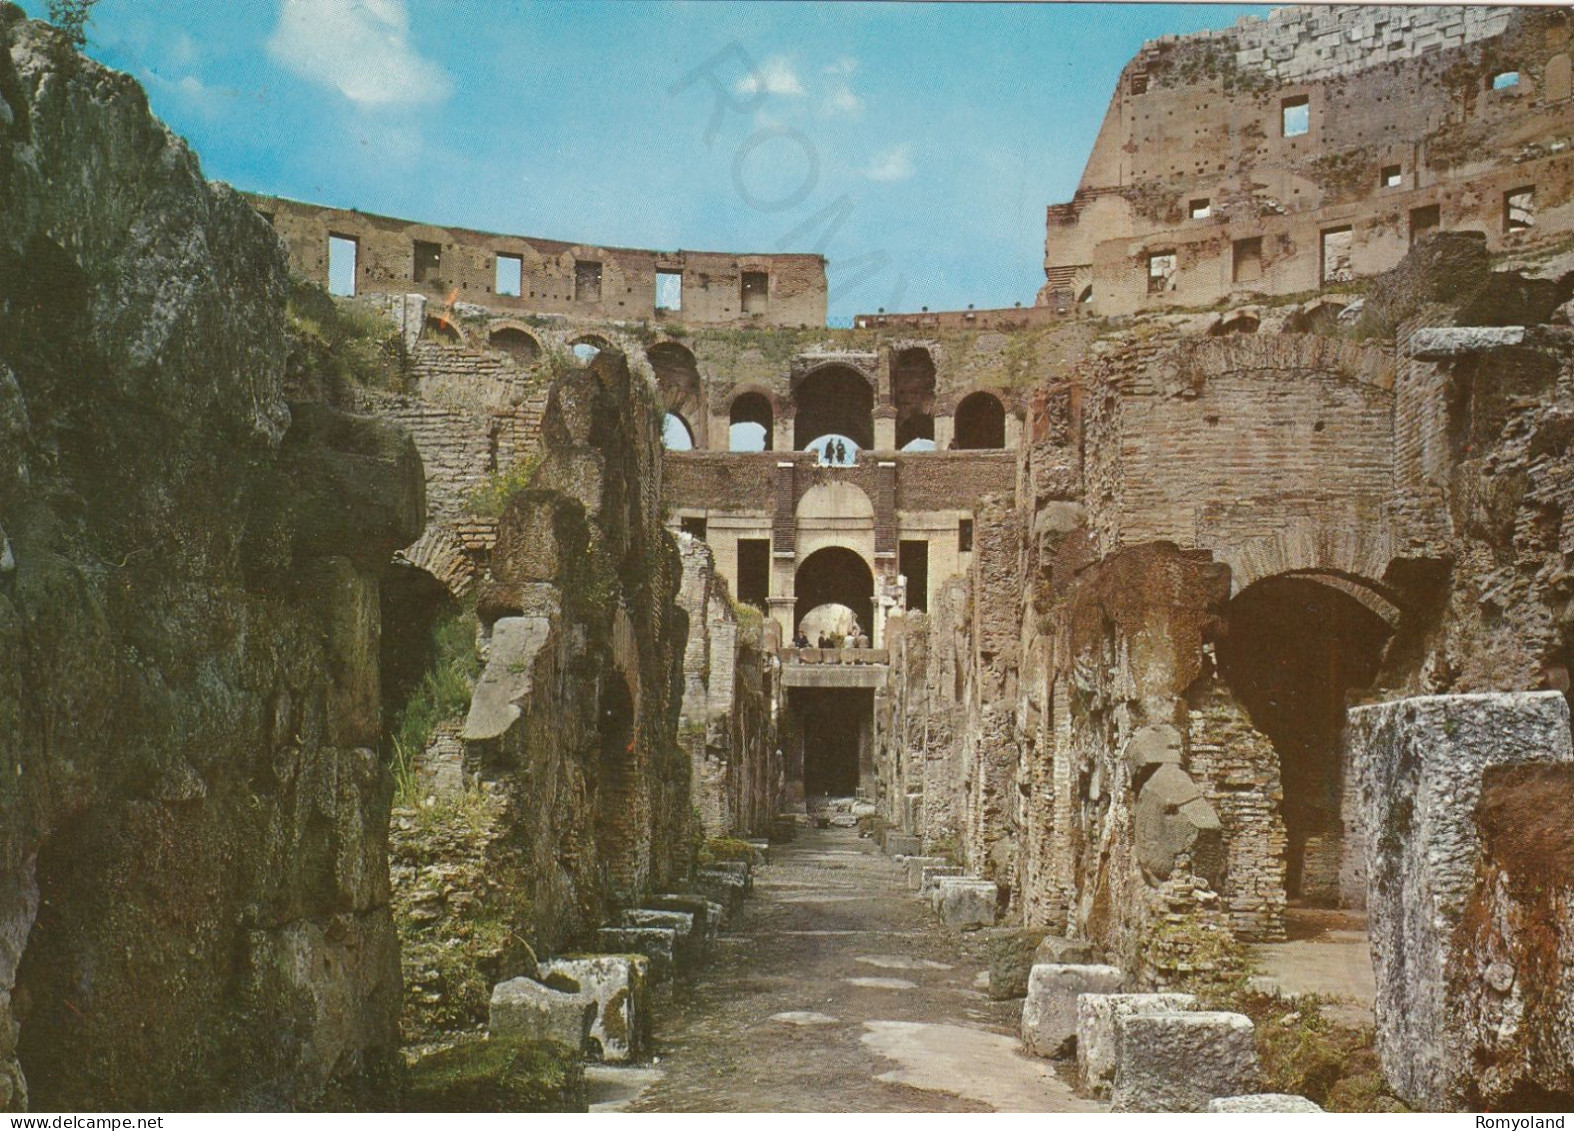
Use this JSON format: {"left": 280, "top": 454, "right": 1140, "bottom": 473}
{"left": 2, "top": 0, "right": 1574, "bottom": 1115}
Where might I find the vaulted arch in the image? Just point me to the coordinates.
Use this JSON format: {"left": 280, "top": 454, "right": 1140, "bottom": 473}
{"left": 793, "top": 365, "right": 874, "bottom": 451}
{"left": 953, "top": 390, "right": 1006, "bottom": 449}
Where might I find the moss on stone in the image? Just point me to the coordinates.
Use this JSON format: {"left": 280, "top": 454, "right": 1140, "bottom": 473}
{"left": 403, "top": 1036, "right": 587, "bottom": 1113}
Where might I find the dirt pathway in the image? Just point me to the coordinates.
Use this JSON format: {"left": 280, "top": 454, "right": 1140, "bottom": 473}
{"left": 600, "top": 827, "right": 1102, "bottom": 1113}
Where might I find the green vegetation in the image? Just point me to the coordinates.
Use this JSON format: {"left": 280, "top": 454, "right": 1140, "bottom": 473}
{"left": 465, "top": 453, "right": 544, "bottom": 520}
{"left": 729, "top": 596, "right": 765, "bottom": 631}
{"left": 284, "top": 277, "right": 406, "bottom": 396}
{"left": 700, "top": 836, "right": 756, "bottom": 864}
{"left": 1198, "top": 987, "right": 1405, "bottom": 1112}
{"left": 404, "top": 1036, "right": 587, "bottom": 1112}
{"left": 46, "top": 0, "right": 95, "bottom": 47}
{"left": 391, "top": 608, "right": 481, "bottom": 806}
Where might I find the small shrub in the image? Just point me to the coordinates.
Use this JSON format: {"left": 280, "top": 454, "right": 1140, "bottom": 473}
{"left": 700, "top": 836, "right": 755, "bottom": 864}
{"left": 391, "top": 608, "right": 480, "bottom": 806}
{"left": 404, "top": 1036, "right": 586, "bottom": 1112}
{"left": 465, "top": 453, "right": 543, "bottom": 519}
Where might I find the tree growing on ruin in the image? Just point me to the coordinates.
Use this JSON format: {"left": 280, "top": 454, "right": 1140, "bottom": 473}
{"left": 46, "top": 0, "right": 96, "bottom": 48}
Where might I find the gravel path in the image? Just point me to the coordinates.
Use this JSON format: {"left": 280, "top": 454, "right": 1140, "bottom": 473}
{"left": 598, "top": 827, "right": 1102, "bottom": 1113}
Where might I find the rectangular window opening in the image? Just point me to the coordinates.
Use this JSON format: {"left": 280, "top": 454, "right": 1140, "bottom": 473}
{"left": 958, "top": 518, "right": 974, "bottom": 553}
{"left": 1320, "top": 226, "right": 1353, "bottom": 285}
{"left": 1232, "top": 236, "right": 1263, "bottom": 284}
{"left": 1505, "top": 186, "right": 1535, "bottom": 232}
{"left": 656, "top": 269, "right": 683, "bottom": 312}
{"left": 737, "top": 539, "right": 769, "bottom": 609}
{"left": 899, "top": 540, "right": 929, "bottom": 613}
{"left": 328, "top": 234, "right": 357, "bottom": 297}
{"left": 1147, "top": 251, "right": 1176, "bottom": 295}
{"left": 1409, "top": 204, "right": 1441, "bottom": 245}
{"left": 495, "top": 253, "right": 523, "bottom": 297}
{"left": 1188, "top": 198, "right": 1211, "bottom": 220}
{"left": 1282, "top": 95, "right": 1310, "bottom": 137}
{"left": 413, "top": 240, "right": 442, "bottom": 285}
{"left": 1381, "top": 165, "right": 1403, "bottom": 188}
{"left": 574, "top": 260, "right": 603, "bottom": 302}
{"left": 741, "top": 270, "right": 769, "bottom": 314}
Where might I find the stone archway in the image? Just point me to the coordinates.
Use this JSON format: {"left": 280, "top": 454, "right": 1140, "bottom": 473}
{"left": 793, "top": 365, "right": 874, "bottom": 451}
{"left": 1216, "top": 571, "right": 1396, "bottom": 903}
{"left": 953, "top": 391, "right": 1006, "bottom": 449}
{"left": 794, "top": 546, "right": 874, "bottom": 643}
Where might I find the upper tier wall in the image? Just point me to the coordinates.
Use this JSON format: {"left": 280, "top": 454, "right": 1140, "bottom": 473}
{"left": 248, "top": 194, "right": 828, "bottom": 329}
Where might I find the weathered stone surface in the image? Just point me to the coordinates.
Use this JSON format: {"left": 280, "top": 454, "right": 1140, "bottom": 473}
{"left": 1076, "top": 992, "right": 1197, "bottom": 1097}
{"left": 1110, "top": 1011, "right": 1259, "bottom": 1112}
{"left": 903, "top": 855, "right": 948, "bottom": 890}
{"left": 885, "top": 833, "right": 922, "bottom": 857}
{"left": 404, "top": 1035, "right": 588, "bottom": 1113}
{"left": 1348, "top": 691, "right": 1574, "bottom": 1111}
{"left": 704, "top": 860, "right": 752, "bottom": 893}
{"left": 645, "top": 894, "right": 722, "bottom": 946}
{"left": 933, "top": 878, "right": 999, "bottom": 929}
{"left": 1123, "top": 724, "right": 1184, "bottom": 777}
{"left": 537, "top": 956, "right": 648, "bottom": 1063}
{"left": 920, "top": 864, "right": 965, "bottom": 896}
{"left": 1134, "top": 763, "right": 1223, "bottom": 886}
{"left": 489, "top": 978, "right": 596, "bottom": 1052}
{"left": 1020, "top": 964, "right": 1122, "bottom": 1058}
{"left": 983, "top": 927, "right": 1050, "bottom": 1000}
{"left": 1032, "top": 936, "right": 1100, "bottom": 967}
{"left": 694, "top": 872, "right": 746, "bottom": 924}
{"left": 620, "top": 909, "right": 701, "bottom": 968}
{"left": 1408, "top": 326, "right": 1527, "bottom": 359}
{"left": 594, "top": 928, "right": 678, "bottom": 982}
{"left": 1208, "top": 1093, "right": 1324, "bottom": 1113}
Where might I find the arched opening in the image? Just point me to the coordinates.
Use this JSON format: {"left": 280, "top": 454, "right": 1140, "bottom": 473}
{"left": 892, "top": 347, "right": 936, "bottom": 450}
{"left": 1287, "top": 302, "right": 1346, "bottom": 335}
{"left": 662, "top": 412, "right": 694, "bottom": 451}
{"left": 421, "top": 315, "right": 460, "bottom": 344}
{"left": 729, "top": 391, "right": 773, "bottom": 452}
{"left": 488, "top": 326, "right": 541, "bottom": 363}
{"left": 807, "top": 434, "right": 860, "bottom": 466}
{"left": 795, "top": 547, "right": 873, "bottom": 645}
{"left": 953, "top": 391, "right": 1006, "bottom": 450}
{"left": 1210, "top": 314, "right": 1260, "bottom": 336}
{"left": 649, "top": 341, "right": 704, "bottom": 449}
{"left": 793, "top": 365, "right": 874, "bottom": 452}
{"left": 571, "top": 335, "right": 610, "bottom": 363}
{"left": 1216, "top": 573, "right": 1395, "bottom": 904}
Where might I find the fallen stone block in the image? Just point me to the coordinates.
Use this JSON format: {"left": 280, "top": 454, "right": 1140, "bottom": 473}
{"left": 982, "top": 926, "right": 1049, "bottom": 1000}
{"left": 745, "top": 839, "right": 770, "bottom": 866}
{"left": 594, "top": 927, "right": 678, "bottom": 982}
{"left": 694, "top": 871, "right": 746, "bottom": 923}
{"left": 934, "top": 878, "right": 999, "bottom": 929}
{"left": 1076, "top": 992, "right": 1197, "bottom": 1097}
{"left": 1021, "top": 964, "right": 1122, "bottom": 1058}
{"left": 538, "top": 955, "right": 649, "bottom": 1063}
{"left": 645, "top": 893, "right": 722, "bottom": 945}
{"left": 1110, "top": 1011, "right": 1259, "bottom": 1112}
{"left": 489, "top": 977, "right": 596, "bottom": 1052}
{"left": 1208, "top": 1094, "right": 1325, "bottom": 1113}
{"left": 620, "top": 908, "right": 700, "bottom": 968}
{"left": 884, "top": 832, "right": 922, "bottom": 857}
{"left": 920, "top": 864, "right": 965, "bottom": 896}
{"left": 703, "top": 859, "right": 752, "bottom": 892}
{"left": 1032, "top": 935, "right": 1099, "bottom": 967}
{"left": 769, "top": 815, "right": 798, "bottom": 843}
{"left": 903, "top": 855, "right": 947, "bottom": 890}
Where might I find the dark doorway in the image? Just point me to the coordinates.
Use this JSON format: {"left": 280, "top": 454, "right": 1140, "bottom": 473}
{"left": 953, "top": 392, "right": 1006, "bottom": 449}
{"left": 737, "top": 539, "right": 769, "bottom": 609}
{"left": 893, "top": 347, "right": 936, "bottom": 450}
{"left": 794, "top": 688, "right": 873, "bottom": 797}
{"left": 899, "top": 539, "right": 929, "bottom": 612}
{"left": 1216, "top": 574, "right": 1394, "bottom": 902}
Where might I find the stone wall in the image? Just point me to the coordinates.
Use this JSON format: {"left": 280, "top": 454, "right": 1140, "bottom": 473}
{"left": 674, "top": 534, "right": 781, "bottom": 838}
{"left": 0, "top": 11, "right": 421, "bottom": 1109}
{"left": 461, "top": 350, "right": 694, "bottom": 951}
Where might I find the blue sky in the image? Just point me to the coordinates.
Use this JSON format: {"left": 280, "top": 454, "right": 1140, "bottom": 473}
{"left": 23, "top": 1, "right": 1271, "bottom": 323}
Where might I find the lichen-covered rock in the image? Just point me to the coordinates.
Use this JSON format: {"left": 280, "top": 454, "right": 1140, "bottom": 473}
{"left": 1076, "top": 992, "right": 1197, "bottom": 1097}
{"left": 620, "top": 909, "right": 700, "bottom": 968}
{"left": 933, "top": 878, "right": 999, "bottom": 929}
{"left": 0, "top": 8, "right": 417, "bottom": 1110}
{"left": 1110, "top": 1011, "right": 1259, "bottom": 1112}
{"left": 537, "top": 956, "right": 648, "bottom": 1063}
{"left": 1020, "top": 964, "right": 1123, "bottom": 1058}
{"left": 404, "top": 1036, "right": 587, "bottom": 1113}
{"left": 904, "top": 855, "right": 948, "bottom": 890}
{"left": 595, "top": 928, "right": 677, "bottom": 982}
{"left": 1348, "top": 691, "right": 1574, "bottom": 1111}
{"left": 488, "top": 977, "right": 596, "bottom": 1052}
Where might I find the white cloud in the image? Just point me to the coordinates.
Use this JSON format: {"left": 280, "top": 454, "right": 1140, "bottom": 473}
{"left": 825, "top": 56, "right": 857, "bottom": 77}
{"left": 267, "top": 0, "right": 451, "bottom": 108}
{"left": 734, "top": 55, "right": 804, "bottom": 97}
{"left": 823, "top": 85, "right": 863, "bottom": 117}
{"left": 863, "top": 144, "right": 915, "bottom": 182}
